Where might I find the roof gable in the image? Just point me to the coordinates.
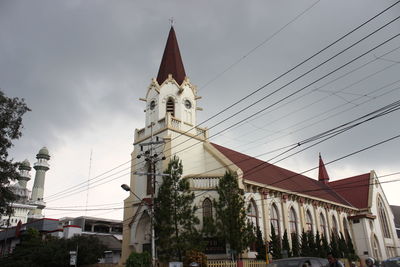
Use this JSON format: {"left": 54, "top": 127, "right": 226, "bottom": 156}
{"left": 328, "top": 173, "right": 371, "bottom": 209}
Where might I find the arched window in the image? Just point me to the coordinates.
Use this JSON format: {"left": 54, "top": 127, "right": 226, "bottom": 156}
{"left": 372, "top": 234, "right": 382, "bottom": 260}
{"left": 343, "top": 218, "right": 350, "bottom": 240}
{"left": 378, "top": 197, "right": 391, "bottom": 238}
{"left": 166, "top": 97, "right": 175, "bottom": 117}
{"left": 332, "top": 215, "right": 338, "bottom": 236}
{"left": 146, "top": 163, "right": 153, "bottom": 195}
{"left": 306, "top": 210, "right": 313, "bottom": 233}
{"left": 203, "top": 198, "right": 212, "bottom": 220}
{"left": 247, "top": 199, "right": 259, "bottom": 227}
{"left": 319, "top": 212, "right": 327, "bottom": 237}
{"left": 270, "top": 204, "right": 280, "bottom": 236}
{"left": 289, "top": 207, "right": 298, "bottom": 236}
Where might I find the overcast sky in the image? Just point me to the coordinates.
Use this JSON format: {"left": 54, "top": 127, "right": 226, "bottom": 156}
{"left": 1, "top": 0, "right": 400, "bottom": 220}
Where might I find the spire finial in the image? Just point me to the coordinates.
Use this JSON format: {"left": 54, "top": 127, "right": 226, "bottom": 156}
{"left": 169, "top": 17, "right": 174, "bottom": 27}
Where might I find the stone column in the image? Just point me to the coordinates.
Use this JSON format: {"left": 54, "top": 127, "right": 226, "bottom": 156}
{"left": 299, "top": 198, "right": 306, "bottom": 231}
{"left": 260, "top": 189, "right": 270, "bottom": 241}
{"left": 281, "top": 194, "right": 289, "bottom": 234}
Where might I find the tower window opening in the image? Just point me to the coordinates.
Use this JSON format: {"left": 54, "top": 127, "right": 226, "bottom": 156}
{"left": 166, "top": 98, "right": 175, "bottom": 117}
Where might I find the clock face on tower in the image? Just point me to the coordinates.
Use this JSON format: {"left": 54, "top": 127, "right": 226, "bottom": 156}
{"left": 184, "top": 100, "right": 192, "bottom": 109}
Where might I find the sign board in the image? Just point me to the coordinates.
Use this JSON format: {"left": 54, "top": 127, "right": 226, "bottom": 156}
{"left": 169, "top": 262, "right": 183, "bottom": 267}
{"left": 70, "top": 251, "right": 77, "bottom": 266}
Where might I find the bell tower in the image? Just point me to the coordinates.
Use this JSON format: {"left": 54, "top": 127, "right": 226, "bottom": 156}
{"left": 143, "top": 26, "right": 199, "bottom": 128}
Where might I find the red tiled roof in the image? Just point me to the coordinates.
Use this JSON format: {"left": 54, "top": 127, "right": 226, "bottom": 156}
{"left": 318, "top": 154, "right": 330, "bottom": 184}
{"left": 157, "top": 26, "right": 186, "bottom": 85}
{"left": 328, "top": 173, "right": 370, "bottom": 209}
{"left": 211, "top": 143, "right": 351, "bottom": 206}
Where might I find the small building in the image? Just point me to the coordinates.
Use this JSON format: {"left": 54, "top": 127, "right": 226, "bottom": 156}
{"left": 0, "top": 216, "right": 122, "bottom": 264}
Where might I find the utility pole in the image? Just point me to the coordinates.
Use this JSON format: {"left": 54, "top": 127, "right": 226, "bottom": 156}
{"left": 136, "top": 122, "right": 166, "bottom": 267}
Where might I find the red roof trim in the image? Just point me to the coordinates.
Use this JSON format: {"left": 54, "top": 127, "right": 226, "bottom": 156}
{"left": 63, "top": 225, "right": 82, "bottom": 229}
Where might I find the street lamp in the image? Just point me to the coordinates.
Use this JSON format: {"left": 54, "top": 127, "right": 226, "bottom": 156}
{"left": 121, "top": 184, "right": 131, "bottom": 192}
{"left": 121, "top": 183, "right": 156, "bottom": 267}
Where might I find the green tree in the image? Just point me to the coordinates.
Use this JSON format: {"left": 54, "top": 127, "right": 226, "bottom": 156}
{"left": 281, "top": 230, "right": 291, "bottom": 258}
{"left": 315, "top": 231, "right": 323, "bottom": 258}
{"left": 255, "top": 225, "right": 266, "bottom": 260}
{"left": 345, "top": 233, "right": 358, "bottom": 261}
{"left": 321, "top": 234, "right": 329, "bottom": 258}
{"left": 300, "top": 231, "right": 310, "bottom": 256}
{"left": 213, "top": 171, "right": 254, "bottom": 260}
{"left": 307, "top": 231, "right": 316, "bottom": 256}
{"left": 126, "top": 252, "right": 151, "bottom": 267}
{"left": 0, "top": 90, "right": 30, "bottom": 215}
{"left": 270, "top": 223, "right": 282, "bottom": 259}
{"left": 330, "top": 231, "right": 340, "bottom": 259}
{"left": 0, "top": 230, "right": 106, "bottom": 267}
{"left": 291, "top": 233, "right": 300, "bottom": 257}
{"left": 154, "top": 156, "right": 202, "bottom": 262}
{"left": 70, "top": 235, "right": 107, "bottom": 266}
{"left": 338, "top": 232, "right": 348, "bottom": 259}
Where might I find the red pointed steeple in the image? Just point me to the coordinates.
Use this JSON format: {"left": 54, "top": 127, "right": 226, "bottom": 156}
{"left": 318, "top": 153, "right": 330, "bottom": 184}
{"left": 156, "top": 26, "right": 186, "bottom": 85}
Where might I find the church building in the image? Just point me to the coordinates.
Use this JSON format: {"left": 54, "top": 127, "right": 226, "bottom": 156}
{"left": 121, "top": 27, "right": 400, "bottom": 263}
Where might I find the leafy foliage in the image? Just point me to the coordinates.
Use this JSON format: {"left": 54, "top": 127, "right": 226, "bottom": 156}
{"left": 330, "top": 231, "right": 340, "bottom": 258}
{"left": 291, "top": 233, "right": 300, "bottom": 257}
{"left": 281, "top": 230, "right": 291, "bottom": 258}
{"left": 0, "top": 90, "right": 30, "bottom": 215}
{"left": 0, "top": 229, "right": 106, "bottom": 267}
{"left": 213, "top": 171, "right": 254, "bottom": 260}
{"left": 255, "top": 225, "right": 266, "bottom": 260}
{"left": 126, "top": 251, "right": 151, "bottom": 267}
{"left": 183, "top": 250, "right": 207, "bottom": 267}
{"left": 154, "top": 156, "right": 202, "bottom": 262}
{"left": 321, "top": 234, "right": 330, "bottom": 258}
{"left": 345, "top": 232, "right": 358, "bottom": 261}
{"left": 300, "top": 231, "right": 310, "bottom": 256}
{"left": 306, "top": 230, "right": 316, "bottom": 256}
{"left": 270, "top": 223, "right": 282, "bottom": 259}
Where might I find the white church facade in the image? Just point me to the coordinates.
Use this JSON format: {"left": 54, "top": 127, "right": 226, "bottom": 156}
{"left": 121, "top": 27, "right": 400, "bottom": 263}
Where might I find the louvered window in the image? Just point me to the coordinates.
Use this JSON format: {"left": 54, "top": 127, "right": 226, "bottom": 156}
{"left": 166, "top": 98, "right": 175, "bottom": 116}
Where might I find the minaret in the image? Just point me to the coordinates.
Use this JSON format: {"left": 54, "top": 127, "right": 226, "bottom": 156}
{"left": 30, "top": 147, "right": 50, "bottom": 218}
{"left": 17, "top": 159, "right": 31, "bottom": 189}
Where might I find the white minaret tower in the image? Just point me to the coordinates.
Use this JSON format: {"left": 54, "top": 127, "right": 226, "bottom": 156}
{"left": 29, "top": 147, "right": 50, "bottom": 219}
{"left": 17, "top": 159, "right": 31, "bottom": 189}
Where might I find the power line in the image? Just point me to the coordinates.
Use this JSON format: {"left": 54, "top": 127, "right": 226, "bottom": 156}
{"left": 43, "top": 2, "right": 400, "bottom": 202}
{"left": 44, "top": 98, "right": 400, "bottom": 204}
{"left": 199, "top": 0, "right": 321, "bottom": 90}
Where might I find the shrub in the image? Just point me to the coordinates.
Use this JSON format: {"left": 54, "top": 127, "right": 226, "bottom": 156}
{"left": 126, "top": 251, "right": 151, "bottom": 267}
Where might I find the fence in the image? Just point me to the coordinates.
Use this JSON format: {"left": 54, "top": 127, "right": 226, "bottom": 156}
{"left": 207, "top": 260, "right": 267, "bottom": 267}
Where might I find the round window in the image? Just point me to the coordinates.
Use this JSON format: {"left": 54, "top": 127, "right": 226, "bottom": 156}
{"left": 184, "top": 100, "right": 192, "bottom": 109}
{"left": 150, "top": 100, "right": 156, "bottom": 110}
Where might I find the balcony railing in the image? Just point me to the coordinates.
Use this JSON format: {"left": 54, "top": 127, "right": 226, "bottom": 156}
{"left": 135, "top": 113, "right": 208, "bottom": 142}
{"left": 187, "top": 176, "right": 220, "bottom": 190}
